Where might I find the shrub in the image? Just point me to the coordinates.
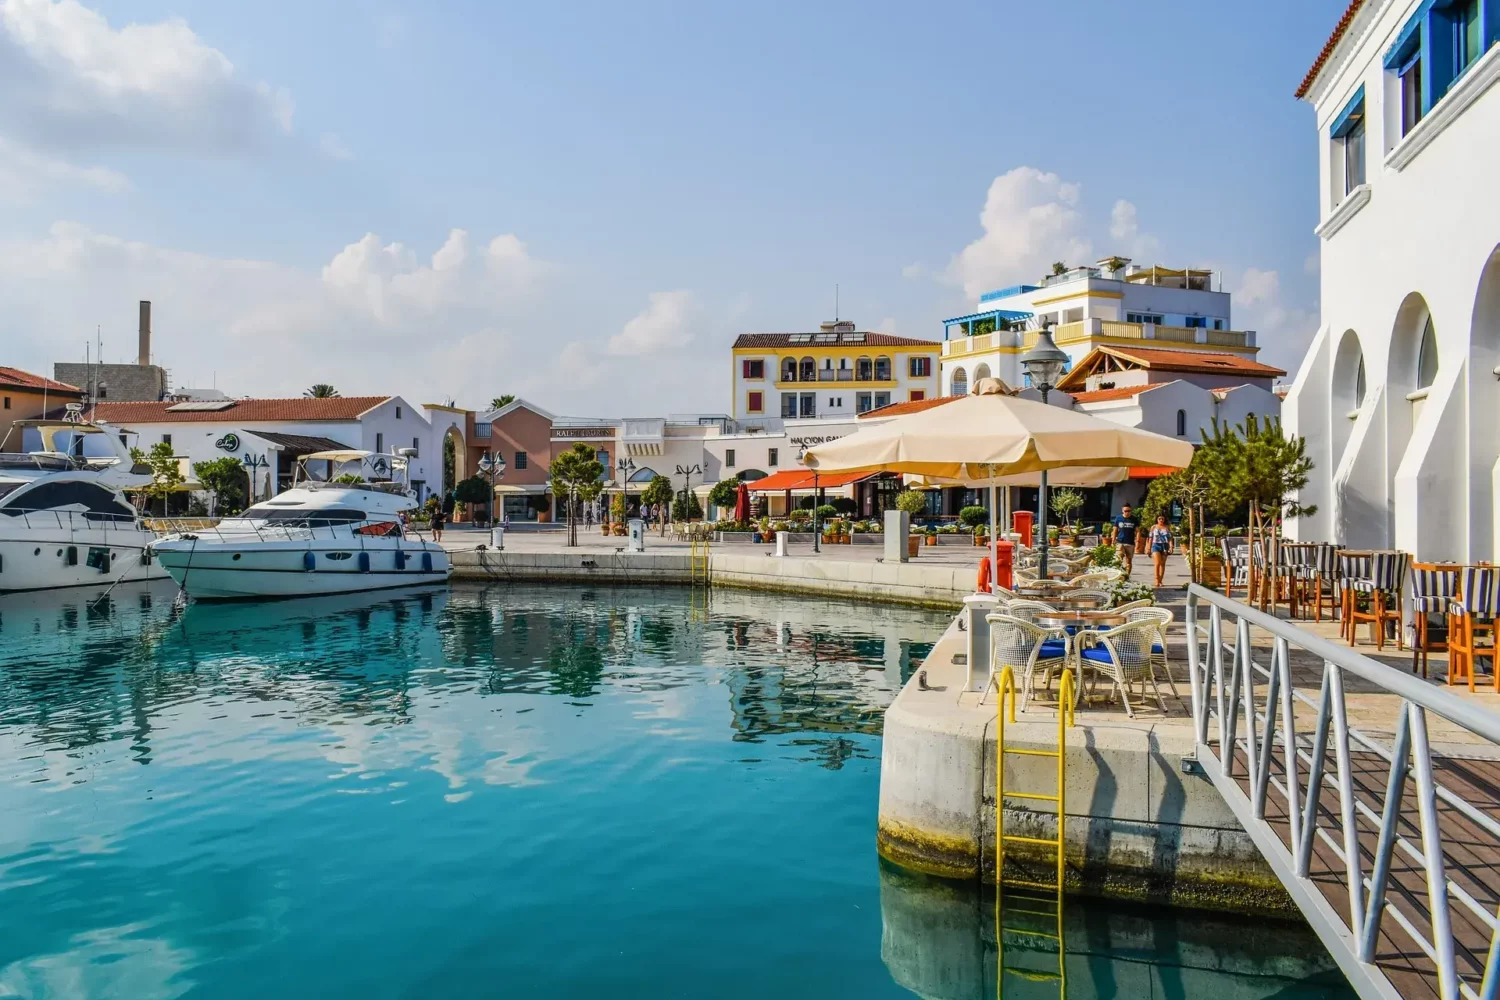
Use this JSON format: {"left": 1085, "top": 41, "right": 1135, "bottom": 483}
{"left": 708, "top": 478, "right": 740, "bottom": 510}
{"left": 894, "top": 490, "right": 928, "bottom": 516}
{"left": 672, "top": 491, "right": 704, "bottom": 521}
{"left": 1091, "top": 543, "right": 1118, "bottom": 568}
{"left": 814, "top": 504, "right": 839, "bottom": 522}
{"left": 831, "top": 497, "right": 857, "bottom": 515}
{"left": 958, "top": 505, "right": 989, "bottom": 529}
{"left": 788, "top": 508, "right": 811, "bottom": 521}
{"left": 1110, "top": 581, "right": 1157, "bottom": 607}
{"left": 796, "top": 496, "right": 817, "bottom": 510}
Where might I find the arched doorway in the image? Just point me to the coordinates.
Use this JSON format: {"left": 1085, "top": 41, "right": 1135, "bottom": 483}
{"left": 1385, "top": 293, "right": 1433, "bottom": 543}
{"left": 1470, "top": 245, "right": 1500, "bottom": 559}
{"left": 442, "top": 425, "right": 466, "bottom": 498}
{"left": 951, "top": 366, "right": 968, "bottom": 396}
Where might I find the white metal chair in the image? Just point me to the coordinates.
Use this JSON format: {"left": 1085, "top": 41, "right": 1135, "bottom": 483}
{"left": 1123, "top": 606, "right": 1179, "bottom": 703}
{"left": 986, "top": 612, "right": 1069, "bottom": 710}
{"left": 1076, "top": 619, "right": 1171, "bottom": 718}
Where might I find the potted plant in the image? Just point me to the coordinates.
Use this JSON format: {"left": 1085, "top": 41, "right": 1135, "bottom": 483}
{"left": 758, "top": 516, "right": 774, "bottom": 542}
{"left": 907, "top": 531, "right": 921, "bottom": 558}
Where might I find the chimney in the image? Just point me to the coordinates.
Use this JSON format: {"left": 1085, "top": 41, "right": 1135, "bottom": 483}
{"left": 138, "top": 300, "right": 151, "bottom": 367}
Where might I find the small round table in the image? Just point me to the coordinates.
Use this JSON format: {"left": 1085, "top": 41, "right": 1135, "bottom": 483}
{"left": 1034, "top": 611, "right": 1127, "bottom": 631}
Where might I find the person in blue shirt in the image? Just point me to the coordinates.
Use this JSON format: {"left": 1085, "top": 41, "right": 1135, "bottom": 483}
{"left": 1112, "top": 504, "right": 1140, "bottom": 576}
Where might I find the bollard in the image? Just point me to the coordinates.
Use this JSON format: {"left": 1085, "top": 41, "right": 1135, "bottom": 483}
{"left": 490, "top": 524, "right": 505, "bottom": 551}
{"left": 963, "top": 593, "right": 1000, "bottom": 691}
{"left": 775, "top": 531, "right": 788, "bottom": 557}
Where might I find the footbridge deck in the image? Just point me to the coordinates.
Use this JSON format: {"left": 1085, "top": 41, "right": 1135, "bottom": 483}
{"left": 1186, "top": 585, "right": 1500, "bottom": 1000}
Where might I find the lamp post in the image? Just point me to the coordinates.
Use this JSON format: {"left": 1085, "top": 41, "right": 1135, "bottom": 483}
{"left": 674, "top": 463, "right": 702, "bottom": 523}
{"left": 797, "top": 445, "right": 820, "bottom": 554}
{"left": 477, "top": 451, "right": 506, "bottom": 531}
{"left": 242, "top": 452, "right": 270, "bottom": 503}
{"left": 1019, "top": 322, "right": 1070, "bottom": 580}
{"left": 617, "top": 457, "right": 636, "bottom": 522}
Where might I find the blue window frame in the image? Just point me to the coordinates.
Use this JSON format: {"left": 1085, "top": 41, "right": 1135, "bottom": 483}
{"left": 1384, "top": 0, "right": 1498, "bottom": 134}
{"left": 1331, "top": 86, "right": 1366, "bottom": 192}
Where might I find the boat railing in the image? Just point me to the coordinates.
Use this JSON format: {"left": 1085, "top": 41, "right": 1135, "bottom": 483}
{"left": 0, "top": 508, "right": 143, "bottom": 532}
{"left": 155, "top": 517, "right": 409, "bottom": 545}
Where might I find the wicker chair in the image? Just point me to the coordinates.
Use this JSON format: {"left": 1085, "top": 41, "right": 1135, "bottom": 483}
{"left": 1076, "top": 619, "right": 1170, "bottom": 718}
{"left": 992, "top": 585, "right": 1019, "bottom": 603}
{"left": 1005, "top": 599, "right": 1059, "bottom": 623}
{"left": 1111, "top": 598, "right": 1154, "bottom": 614}
{"left": 1070, "top": 570, "right": 1122, "bottom": 589}
{"left": 1123, "top": 606, "right": 1179, "bottom": 703}
{"left": 1063, "top": 588, "right": 1113, "bottom": 607}
{"left": 986, "top": 613, "right": 1070, "bottom": 710}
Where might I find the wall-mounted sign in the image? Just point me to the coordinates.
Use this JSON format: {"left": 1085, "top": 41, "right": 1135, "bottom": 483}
{"left": 215, "top": 433, "right": 241, "bottom": 452}
{"left": 789, "top": 434, "right": 846, "bottom": 448}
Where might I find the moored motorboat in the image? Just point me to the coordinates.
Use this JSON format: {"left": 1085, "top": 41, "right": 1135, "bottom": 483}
{"left": 0, "top": 411, "right": 170, "bottom": 592}
{"left": 150, "top": 449, "right": 450, "bottom": 600}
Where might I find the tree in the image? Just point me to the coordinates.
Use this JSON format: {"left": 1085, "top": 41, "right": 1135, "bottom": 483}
{"left": 895, "top": 489, "right": 928, "bottom": 519}
{"left": 641, "top": 473, "right": 675, "bottom": 535}
{"left": 708, "top": 477, "right": 740, "bottom": 513}
{"left": 193, "top": 456, "right": 247, "bottom": 516}
{"left": 135, "top": 442, "right": 183, "bottom": 515}
{"left": 454, "top": 474, "right": 493, "bottom": 523}
{"left": 489, "top": 395, "right": 515, "bottom": 411}
{"left": 548, "top": 443, "right": 604, "bottom": 546}
{"left": 1050, "top": 261, "right": 1068, "bottom": 276}
{"left": 1049, "top": 486, "right": 1084, "bottom": 528}
{"left": 671, "top": 491, "right": 703, "bottom": 522}
{"left": 1199, "top": 415, "right": 1317, "bottom": 608}
{"left": 304, "top": 384, "right": 340, "bottom": 398}
{"left": 959, "top": 505, "right": 989, "bottom": 530}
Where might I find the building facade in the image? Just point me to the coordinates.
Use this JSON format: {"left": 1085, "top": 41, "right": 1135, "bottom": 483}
{"left": 0, "top": 368, "right": 85, "bottom": 452}
{"left": 1283, "top": 0, "right": 1500, "bottom": 560}
{"left": 729, "top": 321, "right": 941, "bottom": 428}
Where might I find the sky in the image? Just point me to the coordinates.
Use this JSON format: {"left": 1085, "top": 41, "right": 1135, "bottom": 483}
{"left": 0, "top": 0, "right": 1345, "bottom": 417}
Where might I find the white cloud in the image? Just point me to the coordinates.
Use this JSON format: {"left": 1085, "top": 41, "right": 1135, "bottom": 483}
{"left": 1107, "top": 198, "right": 1162, "bottom": 262}
{"left": 1227, "top": 266, "right": 1319, "bottom": 372}
{"left": 606, "top": 290, "right": 697, "bottom": 355}
{"left": 874, "top": 317, "right": 897, "bottom": 334}
{"left": 1235, "top": 266, "right": 1280, "bottom": 307}
{"left": 900, "top": 262, "right": 924, "bottom": 279}
{"left": 0, "top": 0, "right": 296, "bottom": 189}
{"left": 318, "top": 131, "right": 352, "bottom": 160}
{"left": 946, "top": 166, "right": 1093, "bottom": 299}
{"left": 0, "top": 133, "right": 126, "bottom": 196}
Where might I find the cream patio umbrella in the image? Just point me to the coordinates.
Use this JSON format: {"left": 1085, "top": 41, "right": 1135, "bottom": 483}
{"left": 803, "top": 377, "right": 1194, "bottom": 575}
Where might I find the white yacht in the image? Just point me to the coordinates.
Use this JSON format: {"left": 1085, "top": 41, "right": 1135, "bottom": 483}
{"left": 150, "top": 450, "right": 450, "bottom": 600}
{"left": 0, "top": 413, "right": 170, "bottom": 592}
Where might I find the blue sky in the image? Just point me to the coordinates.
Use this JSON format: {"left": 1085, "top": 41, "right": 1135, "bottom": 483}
{"left": 0, "top": 0, "right": 1345, "bottom": 414}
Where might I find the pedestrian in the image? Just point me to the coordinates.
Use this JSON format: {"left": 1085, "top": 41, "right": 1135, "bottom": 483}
{"left": 430, "top": 503, "right": 445, "bottom": 543}
{"left": 585, "top": 502, "right": 593, "bottom": 528}
{"left": 1149, "top": 515, "right": 1173, "bottom": 587}
{"left": 1112, "top": 503, "right": 1139, "bottom": 577}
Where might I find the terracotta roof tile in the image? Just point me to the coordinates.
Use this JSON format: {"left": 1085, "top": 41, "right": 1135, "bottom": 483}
{"left": 0, "top": 367, "right": 83, "bottom": 394}
{"left": 858, "top": 395, "right": 960, "bottom": 419}
{"left": 1099, "top": 346, "right": 1287, "bottom": 377}
{"left": 1296, "top": 0, "right": 1365, "bottom": 98}
{"left": 733, "top": 332, "right": 940, "bottom": 349}
{"left": 1068, "top": 385, "right": 1156, "bottom": 403}
{"left": 91, "top": 396, "right": 390, "bottom": 423}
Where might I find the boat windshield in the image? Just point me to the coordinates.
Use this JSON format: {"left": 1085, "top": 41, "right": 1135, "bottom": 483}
{"left": 234, "top": 506, "right": 372, "bottom": 525}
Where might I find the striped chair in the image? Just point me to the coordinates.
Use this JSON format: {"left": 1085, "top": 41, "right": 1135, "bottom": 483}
{"left": 1337, "top": 551, "right": 1372, "bottom": 640}
{"left": 1344, "top": 551, "right": 1410, "bottom": 650}
{"left": 1448, "top": 566, "right": 1499, "bottom": 691}
{"left": 1408, "top": 562, "right": 1460, "bottom": 677}
{"left": 1220, "top": 539, "right": 1251, "bottom": 600}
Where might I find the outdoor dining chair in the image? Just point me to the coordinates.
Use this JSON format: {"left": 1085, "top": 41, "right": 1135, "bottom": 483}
{"left": 1063, "top": 588, "right": 1113, "bottom": 605}
{"left": 1336, "top": 551, "right": 1372, "bottom": 640}
{"left": 985, "top": 612, "right": 1069, "bottom": 711}
{"left": 1122, "top": 606, "right": 1180, "bottom": 703}
{"left": 1409, "top": 561, "right": 1460, "bottom": 677}
{"left": 1076, "top": 619, "right": 1170, "bottom": 718}
{"left": 1004, "top": 599, "right": 1060, "bottom": 623}
{"left": 1448, "top": 566, "right": 1499, "bottom": 691}
{"left": 1070, "top": 569, "right": 1122, "bottom": 589}
{"left": 1220, "top": 539, "right": 1251, "bottom": 601}
{"left": 1344, "top": 550, "right": 1411, "bottom": 650}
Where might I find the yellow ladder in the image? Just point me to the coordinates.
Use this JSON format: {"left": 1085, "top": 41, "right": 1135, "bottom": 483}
{"left": 690, "top": 531, "right": 711, "bottom": 586}
{"left": 993, "top": 664, "right": 1074, "bottom": 998}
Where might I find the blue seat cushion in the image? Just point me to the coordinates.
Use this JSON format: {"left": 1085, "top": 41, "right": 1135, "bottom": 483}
{"left": 1038, "top": 639, "right": 1067, "bottom": 660}
{"left": 1080, "top": 647, "right": 1115, "bottom": 665}
{"left": 1152, "top": 644, "right": 1164, "bottom": 655}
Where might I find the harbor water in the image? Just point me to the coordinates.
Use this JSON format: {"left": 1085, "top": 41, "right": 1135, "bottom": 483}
{"left": 0, "top": 582, "right": 1353, "bottom": 998}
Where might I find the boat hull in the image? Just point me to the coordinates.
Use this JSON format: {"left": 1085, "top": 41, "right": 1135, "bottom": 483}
{"left": 151, "top": 537, "right": 451, "bottom": 600}
{"left": 0, "top": 527, "right": 169, "bottom": 593}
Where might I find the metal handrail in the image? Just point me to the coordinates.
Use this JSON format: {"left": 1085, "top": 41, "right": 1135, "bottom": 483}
{"left": 155, "top": 517, "right": 410, "bottom": 546}
{"left": 1185, "top": 583, "right": 1500, "bottom": 1000}
{"left": 0, "top": 508, "right": 143, "bottom": 531}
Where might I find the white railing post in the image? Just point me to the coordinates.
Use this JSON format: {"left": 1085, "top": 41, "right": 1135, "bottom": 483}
{"left": 1409, "top": 705, "right": 1458, "bottom": 1000}
{"left": 1359, "top": 700, "right": 1410, "bottom": 961}
{"left": 1296, "top": 670, "right": 1333, "bottom": 878}
{"left": 1186, "top": 591, "right": 1204, "bottom": 745}
{"left": 1330, "top": 667, "right": 1366, "bottom": 944}
{"left": 1276, "top": 637, "right": 1300, "bottom": 854}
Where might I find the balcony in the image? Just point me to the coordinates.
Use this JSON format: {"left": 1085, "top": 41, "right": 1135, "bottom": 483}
{"left": 1015, "top": 318, "right": 1254, "bottom": 350}
{"left": 775, "top": 376, "right": 894, "bottom": 389}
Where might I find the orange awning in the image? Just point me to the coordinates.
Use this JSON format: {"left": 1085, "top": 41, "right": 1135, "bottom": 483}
{"left": 747, "top": 469, "right": 877, "bottom": 492}
{"left": 1128, "top": 466, "right": 1179, "bottom": 479}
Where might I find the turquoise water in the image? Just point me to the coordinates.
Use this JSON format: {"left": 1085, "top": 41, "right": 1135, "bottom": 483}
{"left": 0, "top": 582, "right": 1352, "bottom": 998}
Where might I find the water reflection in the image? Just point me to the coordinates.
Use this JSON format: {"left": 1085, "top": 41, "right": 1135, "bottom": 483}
{"left": 878, "top": 863, "right": 1355, "bottom": 999}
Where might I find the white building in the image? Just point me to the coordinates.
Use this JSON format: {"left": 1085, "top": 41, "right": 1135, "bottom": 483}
{"left": 1283, "top": 0, "right": 1500, "bottom": 560}
{"left": 91, "top": 396, "right": 452, "bottom": 502}
{"left": 729, "top": 320, "right": 942, "bottom": 428}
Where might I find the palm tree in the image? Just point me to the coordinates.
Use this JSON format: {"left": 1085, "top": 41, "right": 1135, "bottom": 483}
{"left": 490, "top": 395, "right": 515, "bottom": 410}
{"left": 304, "top": 384, "right": 340, "bottom": 398}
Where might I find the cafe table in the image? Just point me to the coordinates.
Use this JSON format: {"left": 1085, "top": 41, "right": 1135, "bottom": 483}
{"left": 1033, "top": 610, "right": 1129, "bottom": 705}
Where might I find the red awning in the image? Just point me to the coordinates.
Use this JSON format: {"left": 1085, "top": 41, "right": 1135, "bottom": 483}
{"left": 1129, "top": 466, "right": 1180, "bottom": 479}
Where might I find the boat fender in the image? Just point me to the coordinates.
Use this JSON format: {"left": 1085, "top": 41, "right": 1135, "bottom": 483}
{"left": 421, "top": 552, "right": 433, "bottom": 572}
{"left": 303, "top": 551, "right": 316, "bottom": 572}
{"left": 358, "top": 551, "right": 370, "bottom": 573}
{"left": 395, "top": 550, "right": 408, "bottom": 569}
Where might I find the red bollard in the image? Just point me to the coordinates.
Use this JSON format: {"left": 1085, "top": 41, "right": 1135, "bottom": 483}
{"left": 1012, "top": 510, "right": 1034, "bottom": 548}
{"left": 995, "top": 540, "right": 1014, "bottom": 591}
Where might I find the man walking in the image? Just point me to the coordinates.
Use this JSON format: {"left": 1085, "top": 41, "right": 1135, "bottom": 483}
{"left": 1112, "top": 503, "right": 1140, "bottom": 577}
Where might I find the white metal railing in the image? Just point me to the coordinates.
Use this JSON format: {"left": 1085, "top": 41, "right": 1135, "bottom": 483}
{"left": 1185, "top": 584, "right": 1500, "bottom": 1000}
{"left": 0, "top": 509, "right": 143, "bottom": 532}
{"left": 155, "top": 517, "right": 408, "bottom": 545}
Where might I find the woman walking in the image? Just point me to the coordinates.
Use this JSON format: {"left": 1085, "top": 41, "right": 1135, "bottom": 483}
{"left": 430, "top": 503, "right": 446, "bottom": 543}
{"left": 1149, "top": 515, "right": 1173, "bottom": 587}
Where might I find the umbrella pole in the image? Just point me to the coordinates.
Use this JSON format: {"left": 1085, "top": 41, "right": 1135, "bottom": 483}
{"left": 1038, "top": 469, "right": 1050, "bottom": 579}
{"left": 988, "top": 481, "right": 997, "bottom": 582}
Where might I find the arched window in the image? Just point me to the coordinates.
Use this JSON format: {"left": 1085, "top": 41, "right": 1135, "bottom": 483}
{"left": 1355, "top": 355, "right": 1366, "bottom": 406}
{"left": 951, "top": 367, "right": 969, "bottom": 396}
{"left": 1176, "top": 409, "right": 1187, "bottom": 436}
{"left": 1416, "top": 316, "right": 1438, "bottom": 389}
{"left": 798, "top": 356, "right": 815, "bottom": 381}
{"left": 781, "top": 357, "right": 797, "bottom": 382}
{"left": 874, "top": 355, "right": 892, "bottom": 380}
{"left": 856, "top": 355, "right": 872, "bottom": 380}
{"left": 974, "top": 362, "right": 992, "bottom": 383}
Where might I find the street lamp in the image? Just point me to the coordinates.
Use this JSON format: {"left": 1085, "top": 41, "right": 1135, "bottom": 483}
{"left": 1020, "top": 322, "right": 1070, "bottom": 580}
{"left": 674, "top": 463, "right": 702, "bottom": 522}
{"left": 616, "top": 457, "right": 636, "bottom": 522}
{"left": 477, "top": 450, "right": 506, "bottom": 527}
{"left": 242, "top": 452, "right": 270, "bottom": 503}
